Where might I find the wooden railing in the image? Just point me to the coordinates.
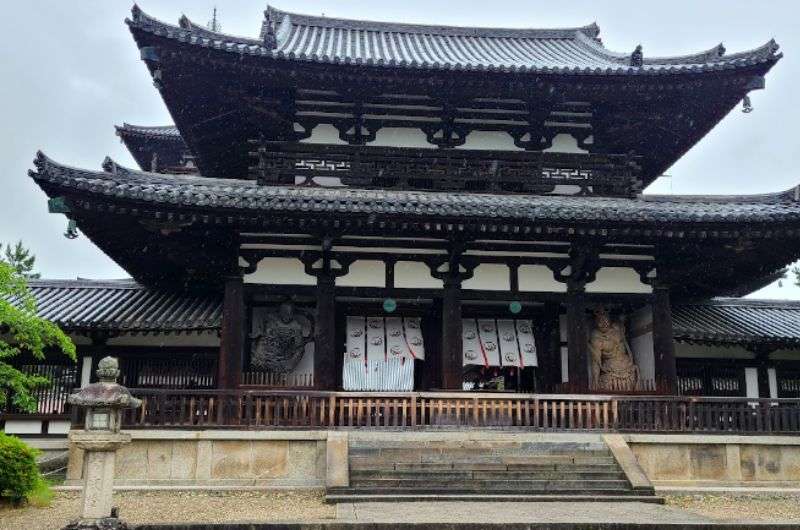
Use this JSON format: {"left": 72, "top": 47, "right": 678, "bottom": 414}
{"left": 114, "top": 389, "right": 800, "bottom": 434}
{"left": 249, "top": 141, "right": 643, "bottom": 197}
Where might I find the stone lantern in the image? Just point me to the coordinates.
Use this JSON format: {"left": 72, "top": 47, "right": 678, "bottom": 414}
{"left": 63, "top": 357, "right": 141, "bottom": 530}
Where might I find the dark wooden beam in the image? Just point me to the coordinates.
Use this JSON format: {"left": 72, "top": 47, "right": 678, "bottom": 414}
{"left": 218, "top": 275, "right": 245, "bottom": 389}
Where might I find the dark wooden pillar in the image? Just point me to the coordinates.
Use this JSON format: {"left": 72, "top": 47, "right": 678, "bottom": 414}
{"left": 314, "top": 268, "right": 337, "bottom": 390}
{"left": 566, "top": 282, "right": 589, "bottom": 392}
{"left": 218, "top": 275, "right": 245, "bottom": 389}
{"left": 652, "top": 284, "right": 677, "bottom": 394}
{"left": 440, "top": 276, "right": 463, "bottom": 390}
{"left": 753, "top": 347, "right": 774, "bottom": 398}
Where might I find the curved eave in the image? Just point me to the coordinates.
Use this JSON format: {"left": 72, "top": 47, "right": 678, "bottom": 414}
{"left": 673, "top": 334, "right": 800, "bottom": 348}
{"left": 28, "top": 152, "right": 800, "bottom": 229}
{"left": 115, "top": 123, "right": 183, "bottom": 141}
{"left": 127, "top": 5, "right": 781, "bottom": 77}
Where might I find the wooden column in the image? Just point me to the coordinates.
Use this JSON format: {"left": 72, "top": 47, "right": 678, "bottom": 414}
{"left": 314, "top": 269, "right": 337, "bottom": 390}
{"left": 753, "top": 347, "right": 774, "bottom": 398}
{"left": 218, "top": 275, "right": 245, "bottom": 389}
{"left": 440, "top": 275, "right": 463, "bottom": 390}
{"left": 652, "top": 284, "right": 677, "bottom": 394}
{"left": 566, "top": 282, "right": 590, "bottom": 392}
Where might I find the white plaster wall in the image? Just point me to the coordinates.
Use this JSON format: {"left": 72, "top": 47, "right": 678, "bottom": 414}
{"left": 518, "top": 265, "right": 566, "bottom": 292}
{"left": 300, "top": 123, "right": 347, "bottom": 145}
{"left": 394, "top": 261, "right": 443, "bottom": 289}
{"left": 458, "top": 131, "right": 522, "bottom": 151}
{"left": 107, "top": 331, "right": 219, "bottom": 348}
{"left": 462, "top": 264, "right": 510, "bottom": 291}
{"left": 49, "top": 420, "right": 72, "bottom": 435}
{"left": 337, "top": 260, "right": 386, "bottom": 287}
{"left": 745, "top": 367, "right": 760, "bottom": 398}
{"left": 245, "top": 257, "right": 316, "bottom": 286}
{"left": 629, "top": 306, "right": 655, "bottom": 382}
{"left": 769, "top": 368, "right": 778, "bottom": 398}
{"left": 3, "top": 420, "right": 42, "bottom": 435}
{"left": 371, "top": 127, "right": 432, "bottom": 148}
{"left": 585, "top": 267, "right": 652, "bottom": 294}
{"left": 544, "top": 133, "right": 588, "bottom": 154}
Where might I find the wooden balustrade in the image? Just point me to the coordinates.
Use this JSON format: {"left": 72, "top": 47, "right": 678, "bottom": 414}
{"left": 118, "top": 389, "right": 800, "bottom": 434}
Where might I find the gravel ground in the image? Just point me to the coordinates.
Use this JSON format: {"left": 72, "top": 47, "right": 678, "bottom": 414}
{"left": 666, "top": 494, "right": 800, "bottom": 522}
{"left": 0, "top": 490, "right": 335, "bottom": 530}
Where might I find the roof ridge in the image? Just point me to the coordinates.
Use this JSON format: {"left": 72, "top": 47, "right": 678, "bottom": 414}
{"left": 264, "top": 5, "right": 600, "bottom": 40}
{"left": 684, "top": 298, "right": 800, "bottom": 308}
{"left": 128, "top": 5, "right": 781, "bottom": 75}
{"left": 27, "top": 279, "right": 145, "bottom": 290}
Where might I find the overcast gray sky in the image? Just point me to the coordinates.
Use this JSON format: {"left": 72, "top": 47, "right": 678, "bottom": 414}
{"left": 2, "top": 1, "right": 799, "bottom": 298}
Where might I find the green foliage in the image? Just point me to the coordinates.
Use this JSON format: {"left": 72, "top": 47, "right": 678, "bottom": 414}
{"left": 1, "top": 241, "right": 39, "bottom": 280}
{"left": 0, "top": 432, "right": 50, "bottom": 505}
{"left": 0, "top": 260, "right": 75, "bottom": 412}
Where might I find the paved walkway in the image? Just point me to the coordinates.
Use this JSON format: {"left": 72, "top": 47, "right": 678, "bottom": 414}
{"left": 336, "top": 501, "right": 713, "bottom": 525}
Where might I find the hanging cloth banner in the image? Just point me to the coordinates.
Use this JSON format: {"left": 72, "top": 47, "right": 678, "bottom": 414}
{"left": 515, "top": 319, "right": 538, "bottom": 368}
{"left": 343, "top": 316, "right": 420, "bottom": 391}
{"left": 365, "top": 317, "right": 386, "bottom": 390}
{"left": 462, "top": 319, "right": 485, "bottom": 366}
{"left": 463, "top": 318, "right": 537, "bottom": 368}
{"left": 344, "top": 316, "right": 367, "bottom": 391}
{"left": 498, "top": 319, "right": 521, "bottom": 367}
{"left": 477, "top": 319, "right": 501, "bottom": 367}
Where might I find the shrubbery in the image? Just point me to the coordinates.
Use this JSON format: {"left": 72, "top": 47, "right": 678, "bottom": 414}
{"left": 0, "top": 432, "right": 51, "bottom": 505}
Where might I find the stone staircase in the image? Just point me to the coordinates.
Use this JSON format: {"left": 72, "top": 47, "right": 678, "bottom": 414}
{"left": 325, "top": 433, "right": 661, "bottom": 503}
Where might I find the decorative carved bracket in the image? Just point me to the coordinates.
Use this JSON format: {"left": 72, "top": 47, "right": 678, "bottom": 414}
{"left": 548, "top": 245, "right": 600, "bottom": 289}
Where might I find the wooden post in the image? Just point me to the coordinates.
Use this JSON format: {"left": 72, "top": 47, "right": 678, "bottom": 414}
{"left": 566, "top": 282, "right": 589, "bottom": 392}
{"left": 218, "top": 275, "right": 245, "bottom": 389}
{"left": 315, "top": 269, "right": 337, "bottom": 390}
{"left": 440, "top": 276, "right": 463, "bottom": 390}
{"left": 652, "top": 285, "right": 677, "bottom": 395}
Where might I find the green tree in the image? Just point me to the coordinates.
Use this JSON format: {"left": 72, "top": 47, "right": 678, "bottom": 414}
{"left": 1, "top": 241, "right": 40, "bottom": 280}
{"left": 0, "top": 260, "right": 75, "bottom": 413}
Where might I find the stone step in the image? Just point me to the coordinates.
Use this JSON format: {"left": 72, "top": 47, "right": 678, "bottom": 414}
{"left": 325, "top": 493, "right": 665, "bottom": 504}
{"left": 344, "top": 479, "right": 632, "bottom": 490}
{"left": 350, "top": 469, "right": 627, "bottom": 481}
{"left": 350, "top": 453, "right": 616, "bottom": 467}
{"left": 350, "top": 447, "right": 614, "bottom": 458}
{"left": 350, "top": 462, "right": 619, "bottom": 473}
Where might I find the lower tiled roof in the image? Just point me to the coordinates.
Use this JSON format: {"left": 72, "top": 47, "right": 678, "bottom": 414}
{"left": 673, "top": 298, "right": 800, "bottom": 347}
{"left": 10, "top": 278, "right": 800, "bottom": 346}
{"left": 28, "top": 153, "right": 800, "bottom": 226}
{"left": 11, "top": 280, "right": 221, "bottom": 334}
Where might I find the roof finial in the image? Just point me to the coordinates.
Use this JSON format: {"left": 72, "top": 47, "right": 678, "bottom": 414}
{"left": 742, "top": 95, "right": 753, "bottom": 114}
{"left": 717, "top": 43, "right": 726, "bottom": 57}
{"left": 207, "top": 6, "right": 221, "bottom": 33}
{"left": 630, "top": 44, "right": 643, "bottom": 67}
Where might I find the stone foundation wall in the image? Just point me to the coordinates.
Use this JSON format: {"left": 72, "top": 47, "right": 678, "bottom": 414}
{"left": 65, "top": 430, "right": 800, "bottom": 489}
{"left": 66, "top": 431, "right": 328, "bottom": 488}
{"left": 626, "top": 434, "right": 800, "bottom": 486}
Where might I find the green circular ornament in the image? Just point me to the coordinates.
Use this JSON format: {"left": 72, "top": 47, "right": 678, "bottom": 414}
{"left": 383, "top": 298, "right": 398, "bottom": 313}
{"left": 509, "top": 301, "right": 522, "bottom": 314}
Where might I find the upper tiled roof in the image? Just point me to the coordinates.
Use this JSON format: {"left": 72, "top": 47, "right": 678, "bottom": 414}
{"left": 127, "top": 5, "right": 781, "bottom": 75}
{"left": 8, "top": 279, "right": 221, "bottom": 334}
{"left": 673, "top": 298, "right": 800, "bottom": 347}
{"left": 29, "top": 152, "right": 800, "bottom": 226}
